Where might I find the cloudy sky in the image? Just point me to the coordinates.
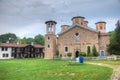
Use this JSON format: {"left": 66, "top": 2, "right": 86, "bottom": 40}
{"left": 0, "top": 0, "right": 120, "bottom": 38}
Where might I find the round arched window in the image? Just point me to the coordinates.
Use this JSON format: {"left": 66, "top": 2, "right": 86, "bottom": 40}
{"left": 48, "top": 36, "right": 50, "bottom": 40}
{"left": 75, "top": 32, "right": 79, "bottom": 36}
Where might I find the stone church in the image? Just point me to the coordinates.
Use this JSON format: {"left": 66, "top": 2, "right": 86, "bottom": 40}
{"left": 44, "top": 16, "right": 110, "bottom": 59}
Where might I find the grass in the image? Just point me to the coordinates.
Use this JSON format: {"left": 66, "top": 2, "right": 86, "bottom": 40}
{"left": 85, "top": 59, "right": 120, "bottom": 65}
{"left": 0, "top": 59, "right": 112, "bottom": 80}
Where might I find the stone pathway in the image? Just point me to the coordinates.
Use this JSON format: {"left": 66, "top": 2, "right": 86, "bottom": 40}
{"left": 86, "top": 62, "right": 120, "bottom": 80}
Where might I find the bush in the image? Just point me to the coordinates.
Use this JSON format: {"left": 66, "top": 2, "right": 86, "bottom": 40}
{"left": 87, "top": 46, "right": 91, "bottom": 55}
{"left": 60, "top": 54, "right": 62, "bottom": 57}
{"left": 88, "top": 53, "right": 93, "bottom": 57}
{"left": 55, "top": 49, "right": 59, "bottom": 56}
{"left": 92, "top": 45, "right": 99, "bottom": 56}
{"left": 67, "top": 52, "right": 72, "bottom": 57}
{"left": 79, "top": 52, "right": 86, "bottom": 56}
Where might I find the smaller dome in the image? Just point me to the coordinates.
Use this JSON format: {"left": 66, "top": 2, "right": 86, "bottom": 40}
{"left": 45, "top": 20, "right": 57, "bottom": 24}
{"left": 72, "top": 16, "right": 85, "bottom": 20}
{"left": 95, "top": 21, "right": 106, "bottom": 24}
{"left": 61, "top": 25, "right": 70, "bottom": 27}
{"left": 84, "top": 21, "right": 88, "bottom": 23}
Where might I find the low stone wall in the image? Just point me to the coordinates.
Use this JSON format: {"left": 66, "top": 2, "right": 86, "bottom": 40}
{"left": 84, "top": 56, "right": 117, "bottom": 60}
{"left": 59, "top": 56, "right": 117, "bottom": 61}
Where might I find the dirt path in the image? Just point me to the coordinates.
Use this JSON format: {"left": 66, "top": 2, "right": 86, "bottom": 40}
{"left": 86, "top": 62, "right": 120, "bottom": 80}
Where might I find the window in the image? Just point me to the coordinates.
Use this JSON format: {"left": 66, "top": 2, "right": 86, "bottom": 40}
{"left": 74, "top": 32, "right": 79, "bottom": 42}
{"left": 2, "top": 53, "right": 9, "bottom": 57}
{"left": 1, "top": 47, "right": 8, "bottom": 51}
{"left": 65, "top": 46, "right": 68, "bottom": 52}
{"left": 12, "top": 53, "right": 14, "bottom": 57}
{"left": 5, "top": 47, "right": 8, "bottom": 51}
{"left": 2, "top": 54, "right": 5, "bottom": 57}
{"left": 75, "top": 32, "right": 79, "bottom": 36}
{"left": 48, "top": 36, "right": 50, "bottom": 40}
{"left": 2, "top": 47, "right": 4, "bottom": 51}
{"left": 100, "top": 26, "right": 102, "bottom": 30}
{"left": 48, "top": 44, "right": 50, "bottom": 48}
{"left": 6, "top": 54, "right": 8, "bottom": 57}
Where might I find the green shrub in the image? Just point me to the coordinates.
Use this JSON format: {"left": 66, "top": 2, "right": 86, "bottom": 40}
{"left": 55, "top": 49, "right": 59, "bottom": 56}
{"left": 79, "top": 52, "right": 86, "bottom": 56}
{"left": 67, "top": 52, "right": 72, "bottom": 57}
{"left": 92, "top": 45, "right": 99, "bottom": 56}
{"left": 60, "top": 54, "right": 62, "bottom": 57}
{"left": 87, "top": 46, "right": 91, "bottom": 55}
{"left": 88, "top": 53, "right": 93, "bottom": 57}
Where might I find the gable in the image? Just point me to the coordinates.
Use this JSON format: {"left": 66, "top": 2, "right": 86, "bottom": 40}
{"left": 58, "top": 23, "right": 98, "bottom": 36}
{"left": 57, "top": 24, "right": 99, "bottom": 47}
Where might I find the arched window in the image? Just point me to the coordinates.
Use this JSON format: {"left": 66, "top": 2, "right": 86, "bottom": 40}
{"left": 75, "top": 32, "right": 79, "bottom": 42}
{"left": 75, "top": 32, "right": 79, "bottom": 36}
{"left": 48, "top": 36, "right": 50, "bottom": 40}
{"left": 100, "top": 26, "right": 103, "bottom": 30}
{"left": 48, "top": 44, "right": 50, "bottom": 48}
{"left": 65, "top": 46, "right": 68, "bottom": 52}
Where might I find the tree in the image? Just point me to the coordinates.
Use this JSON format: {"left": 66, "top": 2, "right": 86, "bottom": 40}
{"left": 92, "top": 45, "right": 98, "bottom": 56}
{"left": 26, "top": 38, "right": 34, "bottom": 44}
{"left": 0, "top": 33, "right": 17, "bottom": 43}
{"left": 109, "top": 31, "right": 116, "bottom": 43}
{"left": 115, "top": 20, "right": 120, "bottom": 44}
{"left": 107, "top": 20, "right": 120, "bottom": 55}
{"left": 87, "top": 46, "right": 91, "bottom": 56}
{"left": 34, "top": 34, "right": 45, "bottom": 45}
{"left": 13, "top": 37, "right": 21, "bottom": 44}
{"left": 20, "top": 37, "right": 27, "bottom": 44}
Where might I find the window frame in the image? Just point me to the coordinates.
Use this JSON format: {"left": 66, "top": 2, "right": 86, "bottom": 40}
{"left": 64, "top": 46, "right": 69, "bottom": 53}
{"left": 48, "top": 44, "right": 50, "bottom": 48}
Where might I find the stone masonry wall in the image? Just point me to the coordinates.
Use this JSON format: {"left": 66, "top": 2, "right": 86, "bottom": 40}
{"left": 58, "top": 26, "right": 99, "bottom": 57}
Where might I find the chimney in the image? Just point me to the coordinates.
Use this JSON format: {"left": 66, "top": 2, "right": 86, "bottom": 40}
{"left": 83, "top": 21, "right": 88, "bottom": 27}
{"left": 71, "top": 16, "right": 85, "bottom": 25}
{"left": 95, "top": 21, "right": 106, "bottom": 32}
{"left": 61, "top": 25, "right": 70, "bottom": 31}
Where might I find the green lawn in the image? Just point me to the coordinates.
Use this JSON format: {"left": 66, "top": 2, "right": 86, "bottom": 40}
{"left": 0, "top": 59, "right": 112, "bottom": 80}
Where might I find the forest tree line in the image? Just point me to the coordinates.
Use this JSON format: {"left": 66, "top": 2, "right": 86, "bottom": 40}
{"left": 0, "top": 33, "right": 45, "bottom": 45}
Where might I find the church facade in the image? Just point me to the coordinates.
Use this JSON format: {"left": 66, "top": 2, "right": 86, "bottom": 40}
{"left": 44, "top": 16, "right": 110, "bottom": 59}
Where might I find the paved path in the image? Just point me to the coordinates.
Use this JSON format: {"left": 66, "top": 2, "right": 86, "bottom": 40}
{"left": 86, "top": 62, "right": 120, "bottom": 80}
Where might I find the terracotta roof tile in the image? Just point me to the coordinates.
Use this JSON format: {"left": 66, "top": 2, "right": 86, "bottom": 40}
{"left": 0, "top": 43, "right": 44, "bottom": 48}
{"left": 34, "top": 44, "right": 44, "bottom": 48}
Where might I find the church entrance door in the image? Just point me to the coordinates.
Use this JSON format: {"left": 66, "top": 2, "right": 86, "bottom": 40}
{"left": 100, "top": 50, "right": 105, "bottom": 56}
{"left": 75, "top": 51, "right": 79, "bottom": 58}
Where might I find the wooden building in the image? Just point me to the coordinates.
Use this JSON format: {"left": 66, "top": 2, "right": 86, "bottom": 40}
{"left": 0, "top": 43, "right": 44, "bottom": 59}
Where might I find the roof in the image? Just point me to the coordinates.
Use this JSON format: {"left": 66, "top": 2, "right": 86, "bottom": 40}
{"left": 95, "top": 21, "right": 106, "bottom": 24}
{"left": 84, "top": 21, "right": 88, "bottom": 23}
{"left": 34, "top": 44, "right": 44, "bottom": 48}
{"left": 61, "top": 25, "right": 70, "bottom": 27}
{"left": 0, "top": 43, "right": 44, "bottom": 48}
{"left": 58, "top": 23, "right": 99, "bottom": 35}
{"left": 72, "top": 16, "right": 85, "bottom": 20}
{"left": 45, "top": 20, "right": 57, "bottom": 24}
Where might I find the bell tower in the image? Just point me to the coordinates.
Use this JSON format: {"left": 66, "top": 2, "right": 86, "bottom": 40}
{"left": 44, "top": 20, "right": 57, "bottom": 59}
{"left": 95, "top": 21, "right": 106, "bottom": 32}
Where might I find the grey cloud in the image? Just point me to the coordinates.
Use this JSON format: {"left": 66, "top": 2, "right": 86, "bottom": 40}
{"left": 0, "top": 0, "right": 119, "bottom": 37}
